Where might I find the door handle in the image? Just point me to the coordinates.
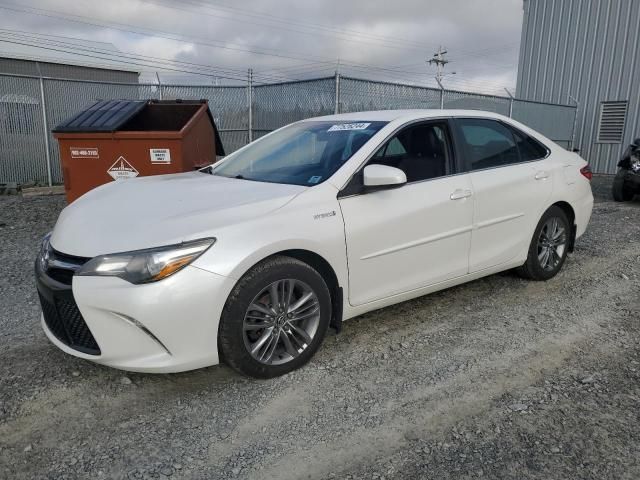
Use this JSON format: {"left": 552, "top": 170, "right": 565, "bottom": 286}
{"left": 535, "top": 171, "right": 549, "bottom": 180}
{"left": 450, "top": 189, "right": 472, "bottom": 200}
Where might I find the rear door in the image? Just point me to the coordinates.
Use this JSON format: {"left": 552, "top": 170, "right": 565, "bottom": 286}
{"left": 452, "top": 118, "right": 553, "bottom": 273}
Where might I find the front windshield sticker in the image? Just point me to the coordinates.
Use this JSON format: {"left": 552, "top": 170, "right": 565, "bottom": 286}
{"left": 308, "top": 175, "right": 322, "bottom": 184}
{"left": 327, "top": 122, "right": 371, "bottom": 132}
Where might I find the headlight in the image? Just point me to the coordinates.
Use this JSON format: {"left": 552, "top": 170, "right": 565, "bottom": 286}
{"left": 77, "top": 238, "right": 215, "bottom": 284}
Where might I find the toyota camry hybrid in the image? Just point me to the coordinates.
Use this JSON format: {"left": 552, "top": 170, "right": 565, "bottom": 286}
{"left": 36, "top": 110, "right": 594, "bottom": 378}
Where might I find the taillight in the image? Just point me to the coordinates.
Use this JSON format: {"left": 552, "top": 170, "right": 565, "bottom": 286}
{"left": 580, "top": 165, "right": 593, "bottom": 181}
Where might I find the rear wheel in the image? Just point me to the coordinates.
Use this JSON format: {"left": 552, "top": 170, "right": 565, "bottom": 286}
{"left": 218, "top": 256, "right": 331, "bottom": 378}
{"left": 517, "top": 206, "right": 570, "bottom": 281}
{"left": 612, "top": 170, "right": 634, "bottom": 202}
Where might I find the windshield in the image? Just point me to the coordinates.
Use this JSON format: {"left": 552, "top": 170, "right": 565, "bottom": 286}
{"left": 211, "top": 121, "right": 387, "bottom": 186}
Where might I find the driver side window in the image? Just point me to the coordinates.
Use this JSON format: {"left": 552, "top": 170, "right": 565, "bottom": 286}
{"left": 370, "top": 122, "right": 451, "bottom": 183}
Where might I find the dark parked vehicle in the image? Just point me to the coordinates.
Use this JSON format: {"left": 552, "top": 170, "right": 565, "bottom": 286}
{"left": 612, "top": 138, "right": 640, "bottom": 202}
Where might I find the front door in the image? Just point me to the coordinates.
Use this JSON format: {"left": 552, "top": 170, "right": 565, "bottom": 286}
{"left": 339, "top": 120, "right": 474, "bottom": 306}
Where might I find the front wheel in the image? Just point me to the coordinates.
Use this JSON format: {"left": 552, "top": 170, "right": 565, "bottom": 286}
{"left": 218, "top": 256, "right": 331, "bottom": 378}
{"left": 612, "top": 170, "right": 634, "bottom": 202}
{"left": 517, "top": 206, "right": 570, "bottom": 281}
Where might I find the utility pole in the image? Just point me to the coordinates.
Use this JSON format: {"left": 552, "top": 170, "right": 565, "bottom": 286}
{"left": 427, "top": 46, "right": 455, "bottom": 109}
{"left": 428, "top": 46, "right": 450, "bottom": 84}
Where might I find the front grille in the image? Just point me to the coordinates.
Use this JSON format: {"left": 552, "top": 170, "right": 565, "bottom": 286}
{"left": 39, "top": 292, "right": 65, "bottom": 341}
{"left": 45, "top": 249, "right": 90, "bottom": 286}
{"left": 39, "top": 292, "right": 100, "bottom": 355}
{"left": 47, "top": 268, "right": 75, "bottom": 284}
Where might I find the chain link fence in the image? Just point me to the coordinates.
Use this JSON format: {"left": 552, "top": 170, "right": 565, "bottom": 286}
{"left": 0, "top": 72, "right": 578, "bottom": 185}
{"left": 253, "top": 77, "right": 336, "bottom": 140}
{"left": 340, "top": 77, "right": 441, "bottom": 111}
{"left": 161, "top": 84, "right": 248, "bottom": 153}
{"left": 0, "top": 74, "right": 47, "bottom": 184}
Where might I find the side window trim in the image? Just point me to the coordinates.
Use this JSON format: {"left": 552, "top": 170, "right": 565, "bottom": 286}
{"left": 452, "top": 117, "right": 550, "bottom": 173}
{"left": 338, "top": 119, "right": 459, "bottom": 198}
{"left": 509, "top": 125, "right": 523, "bottom": 164}
{"left": 447, "top": 118, "right": 469, "bottom": 175}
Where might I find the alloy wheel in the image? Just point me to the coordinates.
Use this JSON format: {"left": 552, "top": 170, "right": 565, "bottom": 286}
{"left": 242, "top": 279, "right": 321, "bottom": 365}
{"left": 537, "top": 216, "right": 567, "bottom": 271}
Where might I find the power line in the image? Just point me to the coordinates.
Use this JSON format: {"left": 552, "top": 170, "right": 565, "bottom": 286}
{"left": 0, "top": 31, "right": 317, "bottom": 85}
{"left": 0, "top": 29, "right": 369, "bottom": 93}
{"left": 151, "top": 0, "right": 446, "bottom": 51}
{"left": 0, "top": 31, "right": 514, "bottom": 95}
{"left": 186, "top": 0, "right": 522, "bottom": 63}
{"left": 0, "top": 36, "right": 246, "bottom": 82}
{"left": 0, "top": 2, "right": 338, "bottom": 65}
{"left": 0, "top": 29, "right": 247, "bottom": 77}
{"left": 0, "top": 32, "right": 269, "bottom": 82}
{"left": 0, "top": 2, "right": 519, "bottom": 85}
{"left": 0, "top": 2, "right": 447, "bottom": 85}
{"left": 0, "top": 6, "right": 518, "bottom": 95}
{"left": 0, "top": 34, "right": 511, "bottom": 97}
{"left": 142, "top": 0, "right": 436, "bottom": 53}
{"left": 19, "top": 30, "right": 339, "bottom": 84}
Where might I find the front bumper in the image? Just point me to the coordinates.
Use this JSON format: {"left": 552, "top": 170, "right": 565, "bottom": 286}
{"left": 37, "top": 261, "right": 236, "bottom": 373}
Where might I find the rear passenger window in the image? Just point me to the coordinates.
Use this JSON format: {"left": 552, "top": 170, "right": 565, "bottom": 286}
{"left": 511, "top": 128, "right": 548, "bottom": 161}
{"left": 457, "top": 119, "right": 519, "bottom": 170}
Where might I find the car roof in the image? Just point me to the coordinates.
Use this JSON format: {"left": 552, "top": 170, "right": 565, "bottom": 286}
{"left": 306, "top": 109, "right": 510, "bottom": 123}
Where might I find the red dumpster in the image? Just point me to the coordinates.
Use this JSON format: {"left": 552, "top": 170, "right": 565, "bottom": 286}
{"left": 53, "top": 99, "right": 225, "bottom": 202}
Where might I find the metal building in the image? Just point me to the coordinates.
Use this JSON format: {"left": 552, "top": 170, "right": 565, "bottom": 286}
{"left": 516, "top": 0, "right": 640, "bottom": 173}
{"left": 0, "top": 57, "right": 139, "bottom": 83}
{"left": 0, "top": 35, "right": 139, "bottom": 83}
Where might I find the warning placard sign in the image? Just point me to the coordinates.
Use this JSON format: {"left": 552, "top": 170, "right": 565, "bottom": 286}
{"left": 108, "top": 156, "right": 139, "bottom": 180}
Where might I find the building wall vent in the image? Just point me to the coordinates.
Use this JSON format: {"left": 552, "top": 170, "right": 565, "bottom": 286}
{"left": 597, "top": 101, "right": 628, "bottom": 143}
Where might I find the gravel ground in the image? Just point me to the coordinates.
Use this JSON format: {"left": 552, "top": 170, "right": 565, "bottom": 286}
{"left": 0, "top": 175, "right": 638, "bottom": 480}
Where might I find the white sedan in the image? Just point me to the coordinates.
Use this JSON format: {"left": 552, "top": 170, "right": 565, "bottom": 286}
{"left": 36, "top": 110, "right": 594, "bottom": 378}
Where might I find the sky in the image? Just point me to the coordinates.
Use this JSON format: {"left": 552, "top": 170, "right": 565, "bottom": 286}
{"left": 0, "top": 0, "right": 525, "bottom": 94}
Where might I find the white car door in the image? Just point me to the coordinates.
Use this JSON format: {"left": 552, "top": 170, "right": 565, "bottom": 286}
{"left": 339, "top": 120, "right": 474, "bottom": 306}
{"left": 453, "top": 118, "right": 553, "bottom": 273}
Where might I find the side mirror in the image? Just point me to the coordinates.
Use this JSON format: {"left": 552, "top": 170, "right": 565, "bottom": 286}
{"left": 363, "top": 164, "right": 407, "bottom": 190}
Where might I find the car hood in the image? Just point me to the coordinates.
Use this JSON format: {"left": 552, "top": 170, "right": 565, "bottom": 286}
{"left": 51, "top": 172, "right": 307, "bottom": 257}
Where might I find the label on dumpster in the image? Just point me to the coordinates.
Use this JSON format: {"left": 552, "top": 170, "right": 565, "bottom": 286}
{"left": 150, "top": 148, "right": 171, "bottom": 164}
{"left": 70, "top": 147, "right": 99, "bottom": 159}
{"left": 108, "top": 156, "right": 139, "bottom": 180}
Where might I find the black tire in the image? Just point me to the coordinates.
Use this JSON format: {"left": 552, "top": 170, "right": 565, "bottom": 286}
{"left": 612, "top": 170, "right": 634, "bottom": 202}
{"left": 517, "top": 206, "right": 571, "bottom": 281}
{"left": 218, "top": 255, "right": 331, "bottom": 378}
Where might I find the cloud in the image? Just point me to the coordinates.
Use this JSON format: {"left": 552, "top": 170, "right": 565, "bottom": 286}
{"left": 0, "top": 0, "right": 524, "bottom": 93}
{"left": 128, "top": 36, "right": 195, "bottom": 60}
